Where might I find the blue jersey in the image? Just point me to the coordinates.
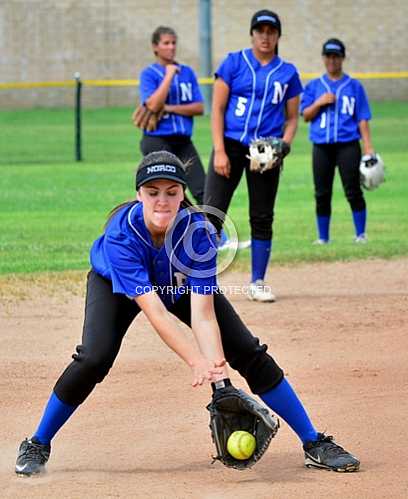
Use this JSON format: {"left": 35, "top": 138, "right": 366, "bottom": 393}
{"left": 215, "top": 49, "right": 303, "bottom": 146}
{"left": 300, "top": 74, "right": 372, "bottom": 144}
{"left": 139, "top": 63, "right": 203, "bottom": 137}
{"left": 90, "top": 202, "right": 217, "bottom": 308}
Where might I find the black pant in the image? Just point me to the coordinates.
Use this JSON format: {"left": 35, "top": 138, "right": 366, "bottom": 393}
{"left": 141, "top": 134, "right": 206, "bottom": 205}
{"left": 312, "top": 141, "right": 366, "bottom": 216}
{"left": 204, "top": 138, "right": 281, "bottom": 240}
{"left": 54, "top": 271, "right": 283, "bottom": 406}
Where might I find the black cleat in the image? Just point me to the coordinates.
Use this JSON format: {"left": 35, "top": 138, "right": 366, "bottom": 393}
{"left": 303, "top": 433, "right": 360, "bottom": 472}
{"left": 15, "top": 438, "right": 51, "bottom": 476}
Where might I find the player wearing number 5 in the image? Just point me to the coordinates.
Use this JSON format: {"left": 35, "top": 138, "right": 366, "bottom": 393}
{"left": 204, "top": 9, "right": 303, "bottom": 302}
{"left": 135, "top": 26, "right": 206, "bottom": 204}
{"left": 301, "top": 39, "right": 376, "bottom": 244}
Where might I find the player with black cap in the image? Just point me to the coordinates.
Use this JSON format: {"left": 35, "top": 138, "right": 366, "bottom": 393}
{"left": 204, "top": 9, "right": 302, "bottom": 302}
{"left": 14, "top": 151, "right": 360, "bottom": 476}
{"left": 301, "top": 38, "right": 378, "bottom": 244}
{"left": 250, "top": 9, "right": 281, "bottom": 51}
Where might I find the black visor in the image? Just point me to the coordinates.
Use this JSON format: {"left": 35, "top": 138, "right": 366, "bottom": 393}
{"left": 250, "top": 10, "right": 281, "bottom": 36}
{"left": 322, "top": 39, "right": 346, "bottom": 57}
{"left": 136, "top": 163, "right": 187, "bottom": 190}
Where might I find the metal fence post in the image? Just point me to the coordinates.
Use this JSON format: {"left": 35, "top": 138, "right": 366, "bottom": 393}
{"left": 199, "top": 0, "right": 213, "bottom": 114}
{"left": 74, "top": 72, "right": 82, "bottom": 161}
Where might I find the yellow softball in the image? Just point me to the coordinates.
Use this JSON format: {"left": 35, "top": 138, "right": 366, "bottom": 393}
{"left": 227, "top": 430, "right": 256, "bottom": 460}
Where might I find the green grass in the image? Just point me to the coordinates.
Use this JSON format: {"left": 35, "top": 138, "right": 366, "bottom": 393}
{"left": 1, "top": 102, "right": 407, "bottom": 274}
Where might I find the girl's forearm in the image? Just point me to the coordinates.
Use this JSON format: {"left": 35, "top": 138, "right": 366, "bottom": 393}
{"left": 145, "top": 75, "right": 173, "bottom": 112}
{"left": 359, "top": 120, "right": 374, "bottom": 155}
{"left": 282, "top": 116, "right": 298, "bottom": 145}
{"left": 212, "top": 108, "right": 226, "bottom": 152}
{"left": 302, "top": 102, "right": 321, "bottom": 122}
{"left": 164, "top": 102, "right": 204, "bottom": 116}
{"left": 191, "top": 317, "right": 229, "bottom": 378}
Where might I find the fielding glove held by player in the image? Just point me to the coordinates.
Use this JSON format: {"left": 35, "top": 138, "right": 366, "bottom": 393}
{"left": 247, "top": 137, "right": 291, "bottom": 173}
{"left": 359, "top": 153, "right": 385, "bottom": 190}
{"left": 132, "top": 104, "right": 165, "bottom": 132}
{"left": 207, "top": 379, "right": 279, "bottom": 470}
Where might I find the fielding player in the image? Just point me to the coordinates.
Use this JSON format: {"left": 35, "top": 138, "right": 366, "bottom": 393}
{"left": 203, "top": 9, "right": 302, "bottom": 302}
{"left": 301, "top": 38, "right": 376, "bottom": 244}
{"left": 135, "top": 26, "right": 206, "bottom": 204}
{"left": 15, "top": 152, "right": 359, "bottom": 476}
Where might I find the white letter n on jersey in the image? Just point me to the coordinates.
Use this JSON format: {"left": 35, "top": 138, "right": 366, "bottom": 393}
{"left": 271, "top": 82, "right": 288, "bottom": 104}
{"left": 180, "top": 83, "right": 193, "bottom": 101}
{"left": 341, "top": 96, "right": 355, "bottom": 115}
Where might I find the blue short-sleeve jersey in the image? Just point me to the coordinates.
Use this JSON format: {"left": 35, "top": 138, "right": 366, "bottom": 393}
{"left": 90, "top": 202, "right": 218, "bottom": 309}
{"left": 300, "top": 73, "right": 372, "bottom": 144}
{"left": 215, "top": 49, "right": 303, "bottom": 146}
{"left": 139, "top": 63, "right": 203, "bottom": 138}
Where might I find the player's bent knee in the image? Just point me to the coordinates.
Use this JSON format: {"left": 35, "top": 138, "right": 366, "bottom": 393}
{"left": 72, "top": 346, "right": 115, "bottom": 383}
{"left": 229, "top": 345, "right": 283, "bottom": 394}
{"left": 245, "top": 355, "right": 283, "bottom": 394}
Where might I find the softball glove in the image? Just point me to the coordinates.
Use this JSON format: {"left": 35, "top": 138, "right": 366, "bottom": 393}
{"left": 132, "top": 104, "right": 165, "bottom": 132}
{"left": 359, "top": 153, "right": 385, "bottom": 190}
{"left": 247, "top": 137, "right": 290, "bottom": 173}
{"left": 207, "top": 379, "right": 279, "bottom": 470}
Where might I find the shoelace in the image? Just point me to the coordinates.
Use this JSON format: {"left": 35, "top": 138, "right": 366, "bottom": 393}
{"left": 22, "top": 441, "right": 48, "bottom": 461}
{"left": 318, "top": 435, "right": 348, "bottom": 456}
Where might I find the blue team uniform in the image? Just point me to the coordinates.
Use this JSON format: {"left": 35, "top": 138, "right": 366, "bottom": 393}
{"left": 300, "top": 73, "right": 371, "bottom": 242}
{"left": 15, "top": 25, "right": 359, "bottom": 472}
{"left": 90, "top": 202, "right": 217, "bottom": 308}
{"left": 215, "top": 49, "right": 303, "bottom": 145}
{"left": 140, "top": 63, "right": 203, "bottom": 137}
{"left": 204, "top": 48, "right": 303, "bottom": 285}
{"left": 300, "top": 74, "right": 371, "bottom": 144}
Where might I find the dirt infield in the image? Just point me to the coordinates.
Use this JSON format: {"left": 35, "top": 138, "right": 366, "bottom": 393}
{"left": 1, "top": 259, "right": 407, "bottom": 499}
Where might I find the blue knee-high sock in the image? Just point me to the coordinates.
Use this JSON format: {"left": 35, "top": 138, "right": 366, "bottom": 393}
{"left": 352, "top": 209, "right": 366, "bottom": 237}
{"left": 259, "top": 378, "right": 318, "bottom": 444}
{"left": 33, "top": 392, "right": 78, "bottom": 445}
{"left": 251, "top": 239, "right": 272, "bottom": 282}
{"left": 316, "top": 215, "right": 330, "bottom": 242}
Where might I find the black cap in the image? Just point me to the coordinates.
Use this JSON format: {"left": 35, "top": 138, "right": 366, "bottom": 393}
{"left": 136, "top": 152, "right": 187, "bottom": 190}
{"left": 250, "top": 9, "right": 281, "bottom": 36}
{"left": 322, "top": 38, "right": 346, "bottom": 57}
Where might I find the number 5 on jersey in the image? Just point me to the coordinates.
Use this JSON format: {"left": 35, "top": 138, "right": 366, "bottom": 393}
{"left": 235, "top": 97, "right": 248, "bottom": 117}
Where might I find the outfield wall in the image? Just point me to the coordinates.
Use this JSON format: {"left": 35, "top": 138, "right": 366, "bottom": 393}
{"left": 1, "top": 0, "right": 407, "bottom": 108}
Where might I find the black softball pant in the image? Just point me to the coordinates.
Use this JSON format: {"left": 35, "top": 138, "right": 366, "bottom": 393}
{"left": 313, "top": 140, "right": 366, "bottom": 216}
{"left": 141, "top": 134, "right": 206, "bottom": 205}
{"left": 53, "top": 271, "right": 283, "bottom": 406}
{"left": 204, "top": 137, "right": 281, "bottom": 240}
